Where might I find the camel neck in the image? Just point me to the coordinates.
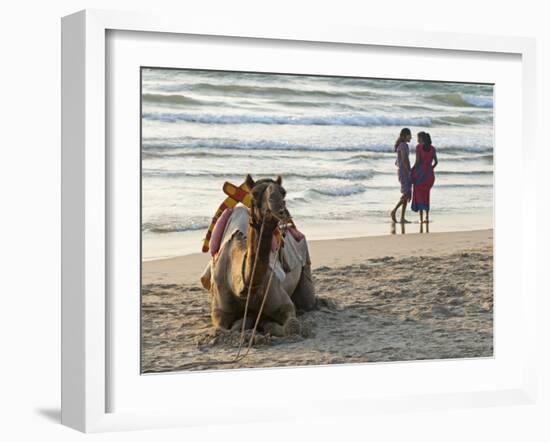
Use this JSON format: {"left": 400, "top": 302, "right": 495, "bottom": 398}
{"left": 244, "top": 222, "right": 276, "bottom": 290}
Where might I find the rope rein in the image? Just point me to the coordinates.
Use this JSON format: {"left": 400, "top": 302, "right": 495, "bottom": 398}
{"left": 176, "top": 209, "right": 283, "bottom": 371}
{"left": 239, "top": 230, "right": 281, "bottom": 361}
{"left": 235, "top": 216, "right": 265, "bottom": 359}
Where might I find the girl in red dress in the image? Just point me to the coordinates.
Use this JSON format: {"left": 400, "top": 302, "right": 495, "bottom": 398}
{"left": 411, "top": 132, "right": 438, "bottom": 224}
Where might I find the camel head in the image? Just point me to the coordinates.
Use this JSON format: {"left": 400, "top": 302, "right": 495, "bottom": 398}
{"left": 245, "top": 174, "right": 291, "bottom": 228}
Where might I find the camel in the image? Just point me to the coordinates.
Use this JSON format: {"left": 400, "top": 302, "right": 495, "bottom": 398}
{"left": 200, "top": 174, "right": 317, "bottom": 337}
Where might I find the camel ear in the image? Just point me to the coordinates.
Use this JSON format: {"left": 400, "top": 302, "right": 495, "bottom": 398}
{"left": 275, "top": 175, "right": 282, "bottom": 186}
{"left": 245, "top": 174, "right": 255, "bottom": 189}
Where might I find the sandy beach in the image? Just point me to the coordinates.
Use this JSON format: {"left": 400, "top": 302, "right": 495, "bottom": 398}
{"left": 141, "top": 228, "right": 493, "bottom": 373}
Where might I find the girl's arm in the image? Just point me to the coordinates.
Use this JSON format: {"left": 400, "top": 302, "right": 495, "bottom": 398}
{"left": 400, "top": 147, "right": 411, "bottom": 172}
{"left": 433, "top": 149, "right": 438, "bottom": 169}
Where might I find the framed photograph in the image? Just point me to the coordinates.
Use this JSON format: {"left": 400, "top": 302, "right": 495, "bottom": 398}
{"left": 61, "top": 9, "right": 537, "bottom": 432}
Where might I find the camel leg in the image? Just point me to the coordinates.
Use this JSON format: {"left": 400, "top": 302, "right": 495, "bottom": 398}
{"left": 230, "top": 316, "right": 254, "bottom": 331}
{"left": 261, "top": 319, "right": 286, "bottom": 337}
{"left": 261, "top": 314, "right": 300, "bottom": 337}
{"left": 200, "top": 262, "right": 211, "bottom": 290}
{"left": 210, "top": 285, "right": 240, "bottom": 330}
{"left": 261, "top": 288, "right": 301, "bottom": 336}
{"left": 291, "top": 264, "right": 317, "bottom": 313}
{"left": 211, "top": 307, "right": 239, "bottom": 330}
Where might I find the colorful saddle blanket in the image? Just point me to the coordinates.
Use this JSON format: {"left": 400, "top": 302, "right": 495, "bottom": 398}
{"left": 209, "top": 206, "right": 307, "bottom": 282}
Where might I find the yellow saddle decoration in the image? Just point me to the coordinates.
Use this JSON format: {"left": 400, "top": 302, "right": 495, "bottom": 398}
{"left": 202, "top": 179, "right": 288, "bottom": 253}
{"left": 201, "top": 180, "right": 251, "bottom": 253}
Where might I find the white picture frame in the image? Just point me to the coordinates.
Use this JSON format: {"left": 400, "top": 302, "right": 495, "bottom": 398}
{"left": 61, "top": 9, "right": 537, "bottom": 433}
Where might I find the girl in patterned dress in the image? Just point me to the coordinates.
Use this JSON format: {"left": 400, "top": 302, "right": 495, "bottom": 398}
{"left": 391, "top": 127, "right": 412, "bottom": 223}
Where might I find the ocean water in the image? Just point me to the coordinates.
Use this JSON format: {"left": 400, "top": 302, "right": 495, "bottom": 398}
{"left": 141, "top": 68, "right": 493, "bottom": 260}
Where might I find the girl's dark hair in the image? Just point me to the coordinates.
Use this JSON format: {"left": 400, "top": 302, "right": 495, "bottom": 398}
{"left": 418, "top": 131, "right": 432, "bottom": 152}
{"left": 394, "top": 127, "right": 411, "bottom": 151}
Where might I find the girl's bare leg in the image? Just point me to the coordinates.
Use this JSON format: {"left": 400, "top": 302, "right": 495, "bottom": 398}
{"left": 420, "top": 210, "right": 424, "bottom": 225}
{"left": 391, "top": 199, "right": 402, "bottom": 222}
{"left": 425, "top": 210, "right": 430, "bottom": 224}
{"left": 400, "top": 199, "right": 410, "bottom": 223}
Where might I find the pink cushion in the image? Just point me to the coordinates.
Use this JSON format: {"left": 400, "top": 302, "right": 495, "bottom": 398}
{"left": 210, "top": 208, "right": 233, "bottom": 256}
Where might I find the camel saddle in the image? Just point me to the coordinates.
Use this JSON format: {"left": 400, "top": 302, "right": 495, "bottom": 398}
{"left": 210, "top": 206, "right": 308, "bottom": 282}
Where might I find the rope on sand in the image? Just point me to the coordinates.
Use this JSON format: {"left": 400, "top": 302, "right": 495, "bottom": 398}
{"left": 176, "top": 216, "right": 283, "bottom": 371}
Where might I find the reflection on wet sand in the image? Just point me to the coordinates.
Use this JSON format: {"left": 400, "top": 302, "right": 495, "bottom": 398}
{"left": 390, "top": 222, "right": 407, "bottom": 235}
{"left": 420, "top": 221, "right": 430, "bottom": 233}
{"left": 390, "top": 221, "right": 430, "bottom": 235}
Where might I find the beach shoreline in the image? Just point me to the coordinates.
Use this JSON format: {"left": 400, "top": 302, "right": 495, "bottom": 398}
{"left": 142, "top": 213, "right": 493, "bottom": 261}
{"left": 143, "top": 228, "right": 493, "bottom": 285}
